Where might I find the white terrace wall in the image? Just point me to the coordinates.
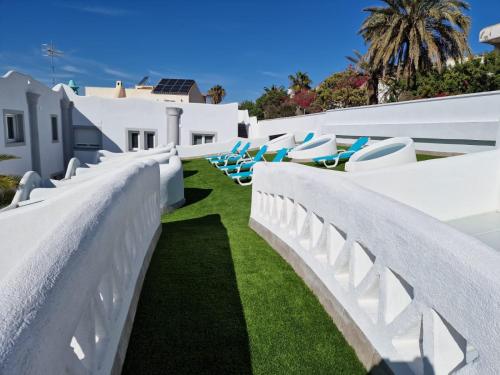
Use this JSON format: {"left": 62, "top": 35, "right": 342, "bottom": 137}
{"left": 251, "top": 90, "right": 500, "bottom": 154}
{"left": 67, "top": 88, "right": 239, "bottom": 163}
{"left": 0, "top": 71, "right": 65, "bottom": 178}
{"left": 249, "top": 161, "right": 500, "bottom": 374}
{"left": 0, "top": 159, "right": 161, "bottom": 374}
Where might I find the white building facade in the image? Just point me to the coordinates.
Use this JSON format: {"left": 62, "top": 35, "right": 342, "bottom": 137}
{"left": 0, "top": 71, "right": 242, "bottom": 176}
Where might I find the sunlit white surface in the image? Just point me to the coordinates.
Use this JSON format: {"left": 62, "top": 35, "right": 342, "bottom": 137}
{"left": 287, "top": 134, "right": 337, "bottom": 161}
{"left": 266, "top": 133, "right": 296, "bottom": 152}
{"left": 345, "top": 137, "right": 416, "bottom": 172}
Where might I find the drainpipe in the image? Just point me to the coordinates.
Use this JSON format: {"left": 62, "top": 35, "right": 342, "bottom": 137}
{"left": 166, "top": 107, "right": 182, "bottom": 146}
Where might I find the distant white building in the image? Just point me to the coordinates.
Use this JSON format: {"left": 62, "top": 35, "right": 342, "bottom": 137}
{"left": 85, "top": 78, "right": 206, "bottom": 103}
{"left": 480, "top": 23, "right": 500, "bottom": 50}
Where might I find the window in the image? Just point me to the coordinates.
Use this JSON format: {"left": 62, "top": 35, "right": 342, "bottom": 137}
{"left": 74, "top": 126, "right": 102, "bottom": 149}
{"left": 145, "top": 131, "right": 156, "bottom": 150}
{"left": 51, "top": 115, "right": 59, "bottom": 142}
{"left": 4, "top": 112, "right": 25, "bottom": 145}
{"left": 192, "top": 133, "right": 215, "bottom": 145}
{"left": 128, "top": 131, "right": 140, "bottom": 151}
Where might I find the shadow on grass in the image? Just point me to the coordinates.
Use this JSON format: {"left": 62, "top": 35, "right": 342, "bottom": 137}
{"left": 183, "top": 187, "right": 213, "bottom": 207}
{"left": 123, "top": 215, "right": 252, "bottom": 375}
{"left": 183, "top": 169, "right": 198, "bottom": 178}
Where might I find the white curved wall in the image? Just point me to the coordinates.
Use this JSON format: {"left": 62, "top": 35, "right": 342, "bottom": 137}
{"left": 159, "top": 155, "right": 185, "bottom": 213}
{"left": 288, "top": 134, "right": 337, "bottom": 161}
{"left": 250, "top": 91, "right": 500, "bottom": 154}
{"left": 266, "top": 133, "right": 296, "bottom": 152}
{"left": 249, "top": 161, "right": 500, "bottom": 374}
{"left": 37, "top": 148, "right": 183, "bottom": 213}
{"left": 345, "top": 137, "right": 416, "bottom": 172}
{"left": 0, "top": 159, "right": 161, "bottom": 374}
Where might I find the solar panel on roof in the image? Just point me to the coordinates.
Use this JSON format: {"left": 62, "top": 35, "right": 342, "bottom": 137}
{"left": 152, "top": 78, "right": 195, "bottom": 94}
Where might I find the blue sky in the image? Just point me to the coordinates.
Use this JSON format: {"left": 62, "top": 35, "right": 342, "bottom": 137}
{"left": 0, "top": 0, "right": 498, "bottom": 102}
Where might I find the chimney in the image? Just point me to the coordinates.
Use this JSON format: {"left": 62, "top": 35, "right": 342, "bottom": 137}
{"left": 114, "top": 80, "right": 126, "bottom": 98}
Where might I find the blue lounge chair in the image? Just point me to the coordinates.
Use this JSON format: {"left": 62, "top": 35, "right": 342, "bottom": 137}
{"left": 312, "top": 137, "right": 369, "bottom": 168}
{"left": 218, "top": 145, "right": 268, "bottom": 174}
{"left": 206, "top": 141, "right": 242, "bottom": 162}
{"left": 302, "top": 132, "right": 314, "bottom": 144}
{"left": 230, "top": 148, "right": 288, "bottom": 186}
{"left": 213, "top": 142, "right": 251, "bottom": 167}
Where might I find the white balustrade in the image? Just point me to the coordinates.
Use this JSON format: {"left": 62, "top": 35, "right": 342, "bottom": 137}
{"left": 0, "top": 159, "right": 161, "bottom": 374}
{"left": 250, "top": 162, "right": 500, "bottom": 374}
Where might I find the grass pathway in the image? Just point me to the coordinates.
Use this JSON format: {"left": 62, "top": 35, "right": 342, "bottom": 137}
{"left": 123, "top": 158, "right": 366, "bottom": 374}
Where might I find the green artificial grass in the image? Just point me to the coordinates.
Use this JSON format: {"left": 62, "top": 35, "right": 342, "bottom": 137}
{"left": 123, "top": 158, "right": 366, "bottom": 375}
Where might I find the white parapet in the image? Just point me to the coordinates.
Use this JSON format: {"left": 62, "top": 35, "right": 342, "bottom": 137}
{"left": 9, "top": 146, "right": 184, "bottom": 214}
{"left": 0, "top": 159, "right": 162, "bottom": 374}
{"left": 249, "top": 159, "right": 500, "bottom": 374}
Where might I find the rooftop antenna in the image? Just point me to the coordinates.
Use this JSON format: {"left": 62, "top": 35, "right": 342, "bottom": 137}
{"left": 42, "top": 42, "right": 64, "bottom": 86}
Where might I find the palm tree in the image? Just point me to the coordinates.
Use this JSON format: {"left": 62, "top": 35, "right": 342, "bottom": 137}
{"left": 360, "top": 0, "right": 471, "bottom": 88}
{"left": 347, "top": 50, "right": 383, "bottom": 104}
{"left": 207, "top": 85, "right": 226, "bottom": 104}
{"left": 288, "top": 71, "right": 312, "bottom": 93}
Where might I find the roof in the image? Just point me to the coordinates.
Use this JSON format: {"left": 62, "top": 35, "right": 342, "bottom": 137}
{"left": 152, "top": 78, "right": 195, "bottom": 95}
{"left": 480, "top": 23, "right": 500, "bottom": 45}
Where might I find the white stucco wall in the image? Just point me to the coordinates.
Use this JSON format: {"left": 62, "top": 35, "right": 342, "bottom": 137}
{"left": 67, "top": 89, "right": 239, "bottom": 162}
{"left": 0, "top": 158, "right": 161, "bottom": 374}
{"left": 0, "top": 71, "right": 65, "bottom": 178}
{"left": 250, "top": 159, "right": 500, "bottom": 374}
{"left": 251, "top": 91, "right": 500, "bottom": 154}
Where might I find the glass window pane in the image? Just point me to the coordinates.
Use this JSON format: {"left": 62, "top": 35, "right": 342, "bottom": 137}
{"left": 205, "top": 135, "right": 214, "bottom": 143}
{"left": 131, "top": 132, "right": 139, "bottom": 149}
{"left": 51, "top": 116, "right": 58, "bottom": 141}
{"left": 193, "top": 135, "right": 203, "bottom": 145}
{"left": 146, "top": 132, "right": 155, "bottom": 149}
{"left": 15, "top": 114, "right": 24, "bottom": 142}
{"left": 6, "top": 116, "right": 15, "bottom": 139}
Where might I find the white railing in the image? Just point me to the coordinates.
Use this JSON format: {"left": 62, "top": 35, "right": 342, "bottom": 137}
{"left": 249, "top": 162, "right": 500, "bottom": 374}
{"left": 0, "top": 159, "right": 161, "bottom": 374}
{"left": 10, "top": 147, "right": 184, "bottom": 214}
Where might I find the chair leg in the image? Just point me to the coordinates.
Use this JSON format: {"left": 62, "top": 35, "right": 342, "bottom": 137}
{"left": 325, "top": 158, "right": 340, "bottom": 169}
{"left": 236, "top": 176, "right": 253, "bottom": 186}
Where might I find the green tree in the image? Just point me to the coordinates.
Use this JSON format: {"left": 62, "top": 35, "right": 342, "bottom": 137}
{"left": 255, "top": 86, "right": 297, "bottom": 120}
{"left": 347, "top": 50, "right": 382, "bottom": 104}
{"left": 288, "top": 71, "right": 312, "bottom": 94}
{"left": 238, "top": 100, "right": 263, "bottom": 119}
{"left": 382, "top": 51, "right": 500, "bottom": 100}
{"left": 360, "top": 0, "right": 471, "bottom": 88}
{"left": 414, "top": 51, "right": 500, "bottom": 98}
{"left": 207, "top": 85, "right": 226, "bottom": 104}
{"left": 315, "top": 69, "right": 368, "bottom": 110}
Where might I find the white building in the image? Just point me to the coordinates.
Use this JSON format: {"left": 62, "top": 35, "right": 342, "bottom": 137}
{"left": 480, "top": 23, "right": 500, "bottom": 50}
{"left": 85, "top": 78, "right": 206, "bottom": 103}
{"left": 0, "top": 71, "right": 68, "bottom": 179}
{"left": 0, "top": 71, "right": 243, "bottom": 176}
